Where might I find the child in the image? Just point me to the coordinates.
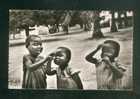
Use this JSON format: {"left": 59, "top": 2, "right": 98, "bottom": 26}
{"left": 85, "top": 40, "right": 126, "bottom": 90}
{"left": 22, "top": 35, "right": 49, "bottom": 89}
{"left": 46, "top": 47, "right": 83, "bottom": 89}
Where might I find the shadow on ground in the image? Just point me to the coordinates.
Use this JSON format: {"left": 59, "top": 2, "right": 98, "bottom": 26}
{"left": 82, "top": 35, "right": 114, "bottom": 42}
{"left": 52, "top": 30, "right": 84, "bottom": 37}
{"left": 44, "top": 38, "right": 66, "bottom": 42}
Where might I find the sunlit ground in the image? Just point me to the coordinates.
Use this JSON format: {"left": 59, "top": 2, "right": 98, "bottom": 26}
{"left": 8, "top": 26, "right": 133, "bottom": 90}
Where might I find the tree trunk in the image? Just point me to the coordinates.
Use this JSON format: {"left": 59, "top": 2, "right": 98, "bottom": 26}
{"left": 84, "top": 23, "right": 91, "bottom": 31}
{"left": 12, "top": 29, "right": 17, "bottom": 39}
{"left": 124, "top": 12, "right": 128, "bottom": 27}
{"left": 92, "top": 12, "right": 104, "bottom": 39}
{"left": 80, "top": 23, "right": 83, "bottom": 29}
{"left": 63, "top": 25, "right": 69, "bottom": 34}
{"left": 56, "top": 24, "right": 59, "bottom": 32}
{"left": 118, "top": 11, "right": 123, "bottom": 29}
{"left": 110, "top": 11, "right": 118, "bottom": 32}
{"left": 25, "top": 26, "right": 30, "bottom": 37}
{"left": 84, "top": 24, "right": 88, "bottom": 31}
{"left": 62, "top": 12, "right": 71, "bottom": 34}
{"left": 13, "top": 33, "right": 16, "bottom": 39}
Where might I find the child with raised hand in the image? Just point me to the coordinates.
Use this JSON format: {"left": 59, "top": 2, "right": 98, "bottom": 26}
{"left": 46, "top": 47, "right": 83, "bottom": 89}
{"left": 22, "top": 35, "right": 49, "bottom": 89}
{"left": 85, "top": 40, "right": 127, "bottom": 90}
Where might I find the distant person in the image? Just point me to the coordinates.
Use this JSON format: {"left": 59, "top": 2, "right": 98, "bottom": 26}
{"left": 22, "top": 35, "right": 49, "bottom": 89}
{"left": 85, "top": 40, "right": 131, "bottom": 90}
{"left": 46, "top": 47, "right": 83, "bottom": 89}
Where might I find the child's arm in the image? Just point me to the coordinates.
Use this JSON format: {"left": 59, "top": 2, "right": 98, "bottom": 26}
{"left": 46, "top": 55, "right": 57, "bottom": 75}
{"left": 103, "top": 56, "right": 124, "bottom": 78}
{"left": 23, "top": 55, "right": 49, "bottom": 72}
{"left": 85, "top": 44, "right": 102, "bottom": 64}
{"left": 71, "top": 72, "right": 83, "bottom": 89}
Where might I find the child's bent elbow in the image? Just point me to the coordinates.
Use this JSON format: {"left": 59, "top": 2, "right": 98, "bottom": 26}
{"left": 85, "top": 56, "right": 97, "bottom": 64}
{"left": 85, "top": 56, "right": 91, "bottom": 62}
{"left": 85, "top": 55, "right": 89, "bottom": 60}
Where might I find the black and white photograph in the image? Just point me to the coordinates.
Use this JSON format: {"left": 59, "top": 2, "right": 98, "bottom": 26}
{"left": 8, "top": 10, "right": 133, "bottom": 90}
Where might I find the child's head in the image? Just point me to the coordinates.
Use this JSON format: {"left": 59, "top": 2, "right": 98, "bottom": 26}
{"left": 25, "top": 35, "right": 43, "bottom": 57}
{"left": 101, "top": 40, "right": 120, "bottom": 60}
{"left": 54, "top": 47, "right": 71, "bottom": 68}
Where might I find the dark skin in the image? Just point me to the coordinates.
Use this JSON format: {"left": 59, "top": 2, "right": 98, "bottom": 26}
{"left": 85, "top": 44, "right": 102, "bottom": 65}
{"left": 85, "top": 44, "right": 124, "bottom": 78}
{"left": 46, "top": 48, "right": 83, "bottom": 89}
{"left": 24, "top": 37, "right": 49, "bottom": 72}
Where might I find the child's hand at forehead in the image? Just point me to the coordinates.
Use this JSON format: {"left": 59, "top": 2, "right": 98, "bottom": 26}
{"left": 102, "top": 43, "right": 115, "bottom": 49}
{"left": 97, "top": 43, "right": 104, "bottom": 50}
{"left": 49, "top": 52, "right": 56, "bottom": 57}
{"left": 46, "top": 50, "right": 57, "bottom": 61}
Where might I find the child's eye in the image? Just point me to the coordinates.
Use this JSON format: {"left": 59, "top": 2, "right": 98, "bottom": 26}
{"left": 56, "top": 54, "right": 62, "bottom": 57}
{"left": 33, "top": 43, "right": 41, "bottom": 46}
{"left": 55, "top": 53, "right": 63, "bottom": 57}
{"left": 33, "top": 43, "right": 38, "bottom": 46}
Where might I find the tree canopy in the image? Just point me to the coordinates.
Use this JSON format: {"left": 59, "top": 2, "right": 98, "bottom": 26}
{"left": 9, "top": 10, "right": 133, "bottom": 38}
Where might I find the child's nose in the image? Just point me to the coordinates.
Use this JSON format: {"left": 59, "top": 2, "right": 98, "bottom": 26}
{"left": 37, "top": 45, "right": 41, "bottom": 48}
{"left": 36, "top": 45, "right": 42, "bottom": 50}
{"left": 55, "top": 56, "right": 58, "bottom": 58}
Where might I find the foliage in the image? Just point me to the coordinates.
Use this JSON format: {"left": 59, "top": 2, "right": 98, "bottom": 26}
{"left": 9, "top": 10, "right": 67, "bottom": 34}
{"left": 9, "top": 10, "right": 35, "bottom": 33}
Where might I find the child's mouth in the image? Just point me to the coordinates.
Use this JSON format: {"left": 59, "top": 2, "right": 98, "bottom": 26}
{"left": 35, "top": 49, "right": 41, "bottom": 53}
{"left": 55, "top": 58, "right": 59, "bottom": 61}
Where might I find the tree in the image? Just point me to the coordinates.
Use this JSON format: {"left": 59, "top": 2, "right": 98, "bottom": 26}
{"left": 9, "top": 10, "right": 35, "bottom": 38}
{"left": 117, "top": 11, "right": 127, "bottom": 29}
{"left": 61, "top": 11, "right": 73, "bottom": 34}
{"left": 33, "top": 10, "right": 66, "bottom": 33}
{"left": 110, "top": 11, "right": 118, "bottom": 32}
{"left": 79, "top": 11, "right": 93, "bottom": 31}
{"left": 69, "top": 11, "right": 83, "bottom": 28}
{"left": 92, "top": 11, "right": 104, "bottom": 39}
{"left": 9, "top": 10, "right": 18, "bottom": 39}
{"left": 123, "top": 11, "right": 129, "bottom": 27}
{"left": 53, "top": 10, "right": 65, "bottom": 32}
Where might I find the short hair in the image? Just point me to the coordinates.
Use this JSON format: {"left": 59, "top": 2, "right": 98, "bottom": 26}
{"left": 25, "top": 35, "right": 41, "bottom": 48}
{"left": 57, "top": 47, "right": 71, "bottom": 63}
{"left": 102, "top": 40, "right": 120, "bottom": 57}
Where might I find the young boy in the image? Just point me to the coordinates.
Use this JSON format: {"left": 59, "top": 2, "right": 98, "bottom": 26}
{"left": 46, "top": 47, "right": 83, "bottom": 89}
{"left": 85, "top": 40, "right": 126, "bottom": 90}
{"left": 22, "top": 35, "right": 49, "bottom": 89}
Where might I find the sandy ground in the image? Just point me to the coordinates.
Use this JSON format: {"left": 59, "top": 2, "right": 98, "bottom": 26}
{"left": 8, "top": 27, "right": 133, "bottom": 90}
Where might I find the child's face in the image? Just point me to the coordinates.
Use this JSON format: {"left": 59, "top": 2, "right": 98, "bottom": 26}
{"left": 54, "top": 48, "right": 69, "bottom": 67}
{"left": 102, "top": 44, "right": 116, "bottom": 59}
{"left": 27, "top": 37, "right": 43, "bottom": 57}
